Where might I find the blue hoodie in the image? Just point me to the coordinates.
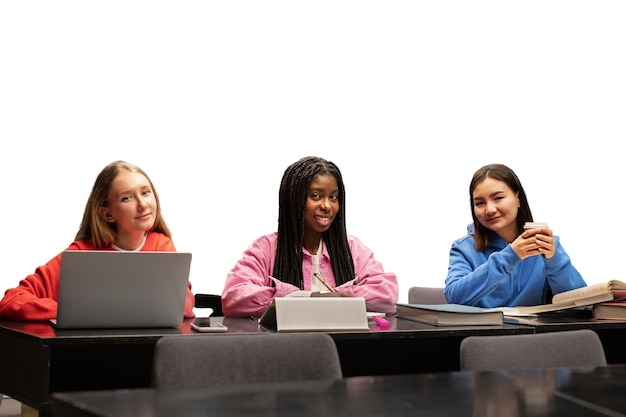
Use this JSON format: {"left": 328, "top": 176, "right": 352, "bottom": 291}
{"left": 444, "top": 224, "right": 586, "bottom": 308}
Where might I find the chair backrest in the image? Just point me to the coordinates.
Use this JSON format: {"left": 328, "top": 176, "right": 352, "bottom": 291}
{"left": 152, "top": 333, "right": 343, "bottom": 389}
{"left": 408, "top": 287, "right": 447, "bottom": 304}
{"left": 459, "top": 329, "right": 607, "bottom": 371}
{"left": 194, "top": 293, "right": 223, "bottom": 316}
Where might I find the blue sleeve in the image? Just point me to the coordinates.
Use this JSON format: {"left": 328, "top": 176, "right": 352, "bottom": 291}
{"left": 543, "top": 236, "right": 587, "bottom": 295}
{"left": 444, "top": 237, "right": 521, "bottom": 307}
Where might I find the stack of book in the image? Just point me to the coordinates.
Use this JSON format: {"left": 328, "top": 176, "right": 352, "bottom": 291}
{"left": 395, "top": 280, "right": 626, "bottom": 326}
{"left": 500, "top": 279, "right": 626, "bottom": 319}
{"left": 590, "top": 281, "right": 626, "bottom": 319}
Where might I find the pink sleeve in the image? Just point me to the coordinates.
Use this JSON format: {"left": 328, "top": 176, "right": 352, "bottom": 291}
{"left": 222, "top": 234, "right": 299, "bottom": 317}
{"left": 339, "top": 236, "right": 399, "bottom": 314}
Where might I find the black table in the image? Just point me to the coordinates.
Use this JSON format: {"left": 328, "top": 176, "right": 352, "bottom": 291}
{"left": 0, "top": 317, "right": 532, "bottom": 416}
{"left": 51, "top": 364, "right": 626, "bottom": 417}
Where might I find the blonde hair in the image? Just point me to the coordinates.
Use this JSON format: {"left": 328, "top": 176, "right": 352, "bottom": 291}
{"left": 74, "top": 160, "right": 171, "bottom": 247}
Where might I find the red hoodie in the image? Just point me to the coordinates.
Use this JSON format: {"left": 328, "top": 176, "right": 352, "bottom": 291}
{"left": 0, "top": 232, "right": 195, "bottom": 321}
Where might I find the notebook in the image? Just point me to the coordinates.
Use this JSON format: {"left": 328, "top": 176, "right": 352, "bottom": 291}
{"left": 54, "top": 250, "right": 192, "bottom": 329}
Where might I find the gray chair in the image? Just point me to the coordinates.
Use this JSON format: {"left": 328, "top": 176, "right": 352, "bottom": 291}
{"left": 152, "top": 333, "right": 343, "bottom": 389}
{"left": 459, "top": 329, "right": 607, "bottom": 371}
{"left": 408, "top": 287, "right": 447, "bottom": 304}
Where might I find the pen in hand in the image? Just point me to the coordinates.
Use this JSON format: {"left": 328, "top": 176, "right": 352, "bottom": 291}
{"left": 313, "top": 272, "right": 337, "bottom": 293}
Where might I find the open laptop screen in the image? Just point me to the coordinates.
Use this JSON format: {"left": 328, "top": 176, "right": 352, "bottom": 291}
{"left": 54, "top": 251, "right": 191, "bottom": 329}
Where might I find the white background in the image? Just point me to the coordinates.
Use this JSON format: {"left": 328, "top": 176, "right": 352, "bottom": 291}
{"left": 1, "top": 1, "right": 624, "bottom": 304}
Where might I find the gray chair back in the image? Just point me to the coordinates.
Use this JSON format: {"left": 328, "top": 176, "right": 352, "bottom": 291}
{"left": 152, "top": 333, "right": 343, "bottom": 389}
{"left": 460, "top": 329, "right": 607, "bottom": 371}
{"left": 408, "top": 287, "right": 447, "bottom": 304}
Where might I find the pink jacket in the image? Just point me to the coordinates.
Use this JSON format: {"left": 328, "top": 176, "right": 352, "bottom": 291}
{"left": 222, "top": 233, "right": 399, "bottom": 317}
{"left": 0, "top": 232, "right": 195, "bottom": 321}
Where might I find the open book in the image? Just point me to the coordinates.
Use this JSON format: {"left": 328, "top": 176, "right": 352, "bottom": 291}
{"left": 499, "top": 280, "right": 626, "bottom": 316}
{"left": 395, "top": 303, "right": 503, "bottom": 326}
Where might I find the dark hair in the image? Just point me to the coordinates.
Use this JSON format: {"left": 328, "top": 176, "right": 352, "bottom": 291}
{"left": 272, "top": 156, "right": 355, "bottom": 287}
{"left": 74, "top": 160, "right": 171, "bottom": 247}
{"left": 469, "top": 163, "right": 533, "bottom": 251}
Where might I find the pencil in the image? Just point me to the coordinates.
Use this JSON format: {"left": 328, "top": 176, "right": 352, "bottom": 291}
{"left": 314, "top": 272, "right": 337, "bottom": 293}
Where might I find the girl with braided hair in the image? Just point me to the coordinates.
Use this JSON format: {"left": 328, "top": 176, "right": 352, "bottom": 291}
{"left": 222, "top": 156, "right": 398, "bottom": 317}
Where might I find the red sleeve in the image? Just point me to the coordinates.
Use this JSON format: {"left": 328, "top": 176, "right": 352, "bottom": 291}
{"left": 0, "top": 251, "right": 64, "bottom": 321}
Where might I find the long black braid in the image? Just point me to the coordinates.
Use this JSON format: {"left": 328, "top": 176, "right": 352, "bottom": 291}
{"left": 273, "top": 156, "right": 355, "bottom": 288}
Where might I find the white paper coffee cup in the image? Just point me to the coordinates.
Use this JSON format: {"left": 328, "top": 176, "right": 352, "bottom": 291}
{"left": 524, "top": 222, "right": 548, "bottom": 230}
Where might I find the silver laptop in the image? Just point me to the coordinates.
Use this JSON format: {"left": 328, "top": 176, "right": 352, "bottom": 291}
{"left": 54, "top": 250, "right": 192, "bottom": 329}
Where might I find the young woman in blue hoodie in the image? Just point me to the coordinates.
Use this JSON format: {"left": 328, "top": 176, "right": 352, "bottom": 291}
{"left": 444, "top": 163, "right": 586, "bottom": 308}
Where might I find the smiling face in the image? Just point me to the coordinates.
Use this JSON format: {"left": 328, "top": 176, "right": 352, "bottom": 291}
{"left": 303, "top": 174, "right": 339, "bottom": 247}
{"left": 98, "top": 170, "right": 157, "bottom": 249}
{"left": 472, "top": 176, "right": 520, "bottom": 243}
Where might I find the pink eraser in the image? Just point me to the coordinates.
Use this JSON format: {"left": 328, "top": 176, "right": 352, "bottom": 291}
{"left": 373, "top": 316, "right": 389, "bottom": 329}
